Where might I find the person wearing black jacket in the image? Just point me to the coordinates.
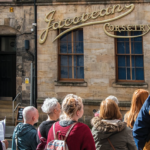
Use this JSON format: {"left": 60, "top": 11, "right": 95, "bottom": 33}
{"left": 38, "top": 98, "right": 61, "bottom": 140}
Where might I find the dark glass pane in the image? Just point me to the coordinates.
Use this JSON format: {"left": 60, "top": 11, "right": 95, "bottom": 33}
{"left": 117, "top": 42, "right": 125, "bottom": 54}
{"left": 126, "top": 42, "right": 129, "bottom": 54}
{"left": 131, "top": 31, "right": 142, "bottom": 41}
{"left": 126, "top": 56, "right": 130, "bottom": 67}
{"left": 135, "top": 56, "right": 143, "bottom": 67}
{"left": 60, "top": 33, "right": 67, "bottom": 41}
{"left": 69, "top": 56, "right": 72, "bottom": 67}
{"left": 136, "top": 68, "right": 144, "bottom": 80}
{"left": 131, "top": 42, "right": 134, "bottom": 54}
{"left": 61, "top": 56, "right": 68, "bottom": 66}
{"left": 127, "top": 68, "right": 130, "bottom": 80}
{"left": 69, "top": 67, "right": 72, "bottom": 78}
{"left": 118, "top": 68, "right": 126, "bottom": 79}
{"left": 132, "top": 68, "right": 135, "bottom": 80}
{"left": 76, "top": 56, "right": 84, "bottom": 66}
{"left": 60, "top": 43, "right": 67, "bottom": 53}
{"left": 134, "top": 42, "right": 142, "bottom": 54}
{"left": 117, "top": 38, "right": 124, "bottom": 42}
{"left": 73, "top": 30, "right": 83, "bottom": 42}
{"left": 124, "top": 32, "right": 129, "bottom": 42}
{"left": 117, "top": 32, "right": 125, "bottom": 36}
{"left": 74, "top": 67, "right": 76, "bottom": 78}
{"left": 74, "top": 56, "right": 76, "bottom": 66}
{"left": 117, "top": 31, "right": 129, "bottom": 42}
{"left": 118, "top": 56, "right": 125, "bottom": 67}
{"left": 67, "top": 31, "right": 72, "bottom": 42}
{"left": 124, "top": 31, "right": 129, "bottom": 42}
{"left": 74, "top": 42, "right": 84, "bottom": 53}
{"left": 1, "top": 37, "right": 16, "bottom": 52}
{"left": 61, "top": 67, "right": 68, "bottom": 78}
{"left": 68, "top": 42, "right": 72, "bottom": 53}
{"left": 76, "top": 67, "right": 84, "bottom": 79}
{"left": 74, "top": 43, "right": 76, "bottom": 53}
{"left": 117, "top": 32, "right": 125, "bottom": 42}
{"left": 132, "top": 56, "right": 135, "bottom": 67}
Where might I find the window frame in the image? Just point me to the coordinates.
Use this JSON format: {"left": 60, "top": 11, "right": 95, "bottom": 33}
{"left": 115, "top": 31, "right": 145, "bottom": 83}
{"left": 57, "top": 28, "right": 84, "bottom": 82}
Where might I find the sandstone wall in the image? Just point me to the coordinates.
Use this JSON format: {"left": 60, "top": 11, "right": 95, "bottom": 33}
{"left": 0, "top": 5, "right": 34, "bottom": 104}
{"left": 37, "top": 3, "right": 150, "bottom": 125}
{"left": 37, "top": 3, "right": 150, "bottom": 100}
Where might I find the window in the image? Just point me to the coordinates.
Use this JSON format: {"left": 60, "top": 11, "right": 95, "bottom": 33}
{"left": 116, "top": 31, "right": 144, "bottom": 82}
{"left": 0, "top": 37, "right": 16, "bottom": 52}
{"left": 58, "top": 29, "right": 84, "bottom": 81}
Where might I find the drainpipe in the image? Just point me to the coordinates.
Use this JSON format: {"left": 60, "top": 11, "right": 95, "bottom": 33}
{"left": 34, "top": 0, "right": 37, "bottom": 108}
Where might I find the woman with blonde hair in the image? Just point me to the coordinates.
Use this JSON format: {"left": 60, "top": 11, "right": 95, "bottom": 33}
{"left": 47, "top": 94, "right": 96, "bottom": 150}
{"left": 124, "top": 89, "right": 149, "bottom": 128}
{"left": 91, "top": 99, "right": 137, "bottom": 150}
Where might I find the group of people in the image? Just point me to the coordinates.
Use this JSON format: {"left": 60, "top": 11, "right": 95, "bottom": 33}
{"left": 1, "top": 89, "right": 150, "bottom": 150}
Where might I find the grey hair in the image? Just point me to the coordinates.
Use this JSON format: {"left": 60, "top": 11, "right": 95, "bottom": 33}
{"left": 41, "top": 98, "right": 58, "bottom": 114}
{"left": 23, "top": 106, "right": 37, "bottom": 122}
{"left": 105, "top": 95, "right": 119, "bottom": 105}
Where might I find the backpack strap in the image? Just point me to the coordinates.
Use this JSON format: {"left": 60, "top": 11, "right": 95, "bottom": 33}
{"left": 53, "top": 123, "right": 56, "bottom": 140}
{"left": 107, "top": 138, "right": 115, "bottom": 150}
{"left": 15, "top": 133, "right": 18, "bottom": 150}
{"left": 64, "top": 122, "right": 77, "bottom": 141}
{"left": 38, "top": 128, "right": 42, "bottom": 139}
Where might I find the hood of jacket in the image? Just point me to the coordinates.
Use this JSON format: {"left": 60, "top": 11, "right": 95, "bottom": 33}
{"left": 91, "top": 117, "right": 127, "bottom": 139}
{"left": 14, "top": 123, "right": 36, "bottom": 137}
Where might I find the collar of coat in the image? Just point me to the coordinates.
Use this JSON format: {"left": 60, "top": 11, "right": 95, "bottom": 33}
{"left": 91, "top": 117, "right": 127, "bottom": 133}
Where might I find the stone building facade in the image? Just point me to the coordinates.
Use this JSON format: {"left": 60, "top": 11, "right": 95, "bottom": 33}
{"left": 0, "top": 0, "right": 150, "bottom": 126}
{"left": 0, "top": 1, "right": 35, "bottom": 124}
{"left": 36, "top": 0, "right": 150, "bottom": 126}
{"left": 0, "top": 4, "right": 35, "bottom": 100}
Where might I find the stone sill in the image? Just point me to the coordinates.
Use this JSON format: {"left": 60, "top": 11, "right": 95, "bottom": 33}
{"left": 54, "top": 80, "right": 87, "bottom": 87}
{"left": 112, "top": 82, "right": 148, "bottom": 88}
{"left": 37, "top": 98, "right": 131, "bottom": 107}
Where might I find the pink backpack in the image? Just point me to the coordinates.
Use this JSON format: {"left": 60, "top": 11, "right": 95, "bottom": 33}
{"left": 46, "top": 122, "right": 77, "bottom": 150}
{"left": 36, "top": 128, "right": 47, "bottom": 150}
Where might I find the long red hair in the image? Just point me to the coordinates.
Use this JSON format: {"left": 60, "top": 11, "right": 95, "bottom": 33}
{"left": 124, "top": 89, "right": 149, "bottom": 128}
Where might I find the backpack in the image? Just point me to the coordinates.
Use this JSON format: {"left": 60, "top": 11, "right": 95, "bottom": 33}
{"left": 36, "top": 128, "right": 47, "bottom": 150}
{"left": 46, "top": 122, "right": 77, "bottom": 150}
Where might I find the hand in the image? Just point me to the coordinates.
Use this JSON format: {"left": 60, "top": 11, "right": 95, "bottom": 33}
{"left": 2, "top": 139, "right": 9, "bottom": 149}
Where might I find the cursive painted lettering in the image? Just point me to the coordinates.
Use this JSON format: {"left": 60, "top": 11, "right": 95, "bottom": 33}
{"left": 39, "top": 4, "right": 135, "bottom": 44}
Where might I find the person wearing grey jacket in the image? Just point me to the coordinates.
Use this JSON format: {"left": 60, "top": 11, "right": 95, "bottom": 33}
{"left": 91, "top": 99, "right": 137, "bottom": 150}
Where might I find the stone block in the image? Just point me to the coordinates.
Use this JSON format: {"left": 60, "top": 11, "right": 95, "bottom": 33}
{"left": 4, "top": 18, "right": 10, "bottom": 26}
{"left": 22, "top": 83, "right": 26, "bottom": 91}
{"left": 57, "top": 92, "right": 76, "bottom": 100}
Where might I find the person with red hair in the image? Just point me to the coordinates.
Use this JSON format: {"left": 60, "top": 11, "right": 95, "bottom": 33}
{"left": 124, "top": 89, "right": 149, "bottom": 129}
{"left": 91, "top": 99, "right": 137, "bottom": 150}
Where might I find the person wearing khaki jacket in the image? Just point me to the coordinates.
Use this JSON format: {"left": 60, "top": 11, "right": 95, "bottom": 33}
{"left": 91, "top": 99, "right": 137, "bottom": 150}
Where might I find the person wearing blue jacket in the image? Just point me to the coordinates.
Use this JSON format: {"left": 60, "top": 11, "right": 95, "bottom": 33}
{"left": 12, "top": 106, "right": 39, "bottom": 150}
{"left": 133, "top": 95, "right": 150, "bottom": 150}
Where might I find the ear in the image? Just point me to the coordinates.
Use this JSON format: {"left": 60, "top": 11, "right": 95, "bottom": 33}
{"left": 32, "top": 116, "right": 35, "bottom": 121}
{"left": 76, "top": 110, "right": 79, "bottom": 116}
{"left": 53, "top": 108, "right": 57, "bottom": 114}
